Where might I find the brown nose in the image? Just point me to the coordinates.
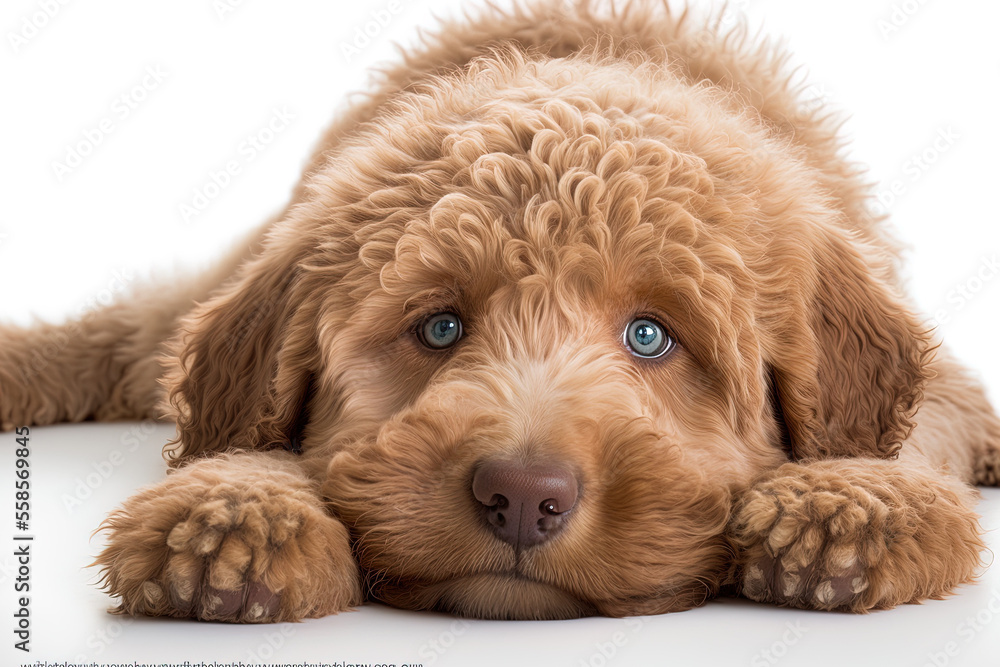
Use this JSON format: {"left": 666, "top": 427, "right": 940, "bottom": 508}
{"left": 472, "top": 460, "right": 579, "bottom": 549}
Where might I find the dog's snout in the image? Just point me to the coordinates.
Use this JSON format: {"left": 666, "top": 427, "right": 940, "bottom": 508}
{"left": 472, "top": 460, "right": 579, "bottom": 549}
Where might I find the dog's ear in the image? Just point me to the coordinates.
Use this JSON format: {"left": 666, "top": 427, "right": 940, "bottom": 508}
{"left": 767, "top": 228, "right": 931, "bottom": 460}
{"left": 163, "top": 243, "right": 316, "bottom": 465}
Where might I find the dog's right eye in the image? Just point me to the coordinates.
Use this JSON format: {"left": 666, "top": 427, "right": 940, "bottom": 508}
{"left": 624, "top": 317, "right": 674, "bottom": 358}
{"left": 418, "top": 312, "right": 463, "bottom": 350}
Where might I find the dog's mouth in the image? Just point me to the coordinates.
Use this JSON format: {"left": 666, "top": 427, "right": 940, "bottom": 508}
{"left": 364, "top": 565, "right": 710, "bottom": 620}
{"left": 368, "top": 570, "right": 596, "bottom": 620}
{"left": 327, "top": 434, "right": 733, "bottom": 620}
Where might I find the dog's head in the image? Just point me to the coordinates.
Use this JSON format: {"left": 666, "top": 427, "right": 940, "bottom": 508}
{"left": 163, "top": 49, "right": 929, "bottom": 618}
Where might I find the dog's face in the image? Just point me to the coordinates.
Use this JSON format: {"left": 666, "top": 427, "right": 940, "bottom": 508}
{"left": 165, "top": 53, "right": 929, "bottom": 618}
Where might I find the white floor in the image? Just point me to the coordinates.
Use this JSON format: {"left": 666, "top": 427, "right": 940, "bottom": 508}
{"left": 1, "top": 421, "right": 997, "bottom": 667}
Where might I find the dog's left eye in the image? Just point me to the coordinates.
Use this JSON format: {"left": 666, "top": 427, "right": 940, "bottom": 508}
{"left": 419, "top": 312, "right": 463, "bottom": 350}
{"left": 624, "top": 318, "right": 674, "bottom": 358}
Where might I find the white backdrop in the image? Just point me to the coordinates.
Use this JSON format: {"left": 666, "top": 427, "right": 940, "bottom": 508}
{"left": 1, "top": 0, "right": 998, "bottom": 388}
{"left": 1, "top": 0, "right": 999, "bottom": 666}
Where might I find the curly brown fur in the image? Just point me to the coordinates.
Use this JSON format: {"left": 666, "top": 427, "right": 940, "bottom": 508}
{"left": 1, "top": 0, "right": 998, "bottom": 621}
{"left": 95, "top": 452, "right": 361, "bottom": 622}
{"left": 731, "top": 458, "right": 985, "bottom": 612}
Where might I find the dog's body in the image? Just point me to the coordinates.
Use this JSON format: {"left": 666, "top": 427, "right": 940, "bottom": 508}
{"left": 2, "top": 0, "right": 999, "bottom": 621}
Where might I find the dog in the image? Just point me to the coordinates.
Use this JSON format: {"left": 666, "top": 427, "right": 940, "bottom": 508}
{"left": 1, "top": 0, "right": 998, "bottom": 622}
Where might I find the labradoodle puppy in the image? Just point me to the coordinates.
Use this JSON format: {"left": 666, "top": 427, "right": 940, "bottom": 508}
{"left": 1, "top": 0, "right": 998, "bottom": 621}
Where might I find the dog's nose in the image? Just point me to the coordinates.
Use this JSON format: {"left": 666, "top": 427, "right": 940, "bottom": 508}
{"left": 472, "top": 460, "right": 579, "bottom": 549}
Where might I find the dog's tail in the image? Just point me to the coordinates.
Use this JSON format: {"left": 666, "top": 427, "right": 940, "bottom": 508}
{"left": 0, "top": 224, "right": 268, "bottom": 431}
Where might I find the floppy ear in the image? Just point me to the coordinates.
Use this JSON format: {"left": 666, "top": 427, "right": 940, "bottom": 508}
{"left": 768, "top": 229, "right": 931, "bottom": 460}
{"left": 163, "top": 243, "right": 317, "bottom": 465}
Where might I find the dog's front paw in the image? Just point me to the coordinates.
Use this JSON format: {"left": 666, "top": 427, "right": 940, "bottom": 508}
{"left": 730, "top": 464, "right": 898, "bottom": 611}
{"left": 97, "top": 456, "right": 362, "bottom": 622}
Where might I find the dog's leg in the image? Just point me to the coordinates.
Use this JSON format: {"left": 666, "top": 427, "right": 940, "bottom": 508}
{"left": 905, "top": 352, "right": 1000, "bottom": 488}
{"left": 729, "top": 456, "right": 985, "bottom": 611}
{"left": 1, "top": 292, "right": 187, "bottom": 429}
{"left": 0, "top": 221, "right": 268, "bottom": 431}
{"left": 96, "top": 451, "right": 361, "bottom": 622}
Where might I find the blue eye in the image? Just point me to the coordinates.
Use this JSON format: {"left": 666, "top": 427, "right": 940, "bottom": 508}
{"left": 420, "top": 312, "right": 462, "bottom": 349}
{"left": 624, "top": 318, "right": 674, "bottom": 358}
